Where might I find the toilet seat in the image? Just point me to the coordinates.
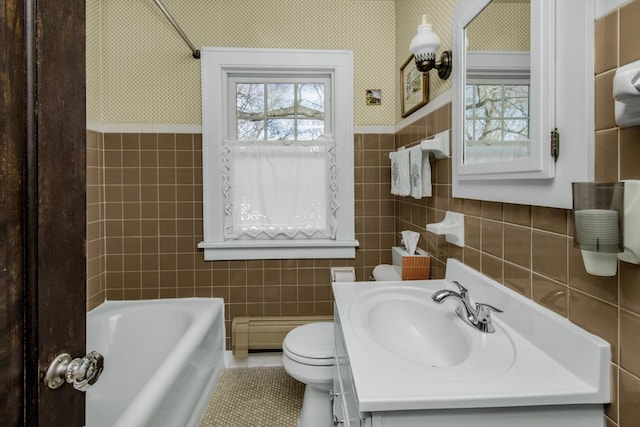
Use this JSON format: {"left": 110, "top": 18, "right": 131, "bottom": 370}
{"left": 283, "top": 322, "right": 334, "bottom": 366}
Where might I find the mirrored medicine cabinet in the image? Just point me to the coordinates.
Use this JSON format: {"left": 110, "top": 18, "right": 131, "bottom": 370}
{"left": 451, "top": 0, "right": 595, "bottom": 209}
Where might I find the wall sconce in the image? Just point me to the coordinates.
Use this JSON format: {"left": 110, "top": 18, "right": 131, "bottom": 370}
{"left": 409, "top": 15, "right": 452, "bottom": 80}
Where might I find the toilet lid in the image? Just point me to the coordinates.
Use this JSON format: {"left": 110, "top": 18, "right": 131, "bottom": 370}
{"left": 283, "top": 322, "right": 334, "bottom": 366}
{"left": 372, "top": 264, "right": 401, "bottom": 281}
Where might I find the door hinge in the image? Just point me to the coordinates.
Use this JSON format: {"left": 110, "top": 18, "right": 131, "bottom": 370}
{"left": 550, "top": 128, "right": 560, "bottom": 161}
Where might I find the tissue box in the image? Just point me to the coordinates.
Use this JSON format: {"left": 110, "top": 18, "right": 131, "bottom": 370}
{"left": 392, "top": 247, "right": 431, "bottom": 280}
{"left": 402, "top": 255, "right": 431, "bottom": 280}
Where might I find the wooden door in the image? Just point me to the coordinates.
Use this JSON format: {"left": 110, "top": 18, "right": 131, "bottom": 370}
{"left": 1, "top": 0, "right": 87, "bottom": 426}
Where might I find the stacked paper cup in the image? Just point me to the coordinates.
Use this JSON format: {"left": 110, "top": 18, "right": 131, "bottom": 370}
{"left": 574, "top": 209, "right": 621, "bottom": 276}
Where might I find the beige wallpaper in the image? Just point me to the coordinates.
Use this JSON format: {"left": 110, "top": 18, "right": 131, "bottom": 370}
{"left": 86, "top": 0, "right": 102, "bottom": 123}
{"left": 466, "top": 2, "right": 530, "bottom": 51}
{"left": 88, "top": 0, "right": 397, "bottom": 126}
{"left": 395, "top": 0, "right": 459, "bottom": 121}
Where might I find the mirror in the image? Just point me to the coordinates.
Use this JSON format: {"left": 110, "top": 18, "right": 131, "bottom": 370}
{"left": 453, "top": 0, "right": 555, "bottom": 180}
{"left": 464, "top": 0, "right": 531, "bottom": 166}
{"left": 451, "top": 0, "right": 594, "bottom": 209}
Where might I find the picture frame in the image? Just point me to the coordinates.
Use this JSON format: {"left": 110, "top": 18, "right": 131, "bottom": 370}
{"left": 366, "top": 89, "right": 382, "bottom": 106}
{"left": 400, "top": 55, "right": 429, "bottom": 117}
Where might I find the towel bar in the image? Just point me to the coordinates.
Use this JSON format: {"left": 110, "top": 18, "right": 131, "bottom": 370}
{"left": 389, "top": 129, "right": 450, "bottom": 159}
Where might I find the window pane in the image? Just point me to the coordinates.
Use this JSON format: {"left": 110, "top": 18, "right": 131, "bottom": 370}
{"left": 238, "top": 119, "right": 265, "bottom": 140}
{"left": 266, "top": 84, "right": 295, "bottom": 117}
{"left": 465, "top": 85, "right": 475, "bottom": 118}
{"left": 235, "top": 80, "right": 329, "bottom": 141}
{"left": 298, "top": 84, "right": 325, "bottom": 118}
{"left": 297, "top": 119, "right": 325, "bottom": 140}
{"left": 475, "top": 119, "right": 502, "bottom": 142}
{"left": 504, "top": 84, "right": 529, "bottom": 99}
{"left": 503, "top": 119, "right": 529, "bottom": 141}
{"left": 464, "top": 118, "right": 476, "bottom": 141}
{"left": 503, "top": 85, "right": 529, "bottom": 118}
{"left": 266, "top": 119, "right": 295, "bottom": 140}
{"left": 236, "top": 84, "right": 264, "bottom": 116}
{"left": 476, "top": 84, "right": 503, "bottom": 118}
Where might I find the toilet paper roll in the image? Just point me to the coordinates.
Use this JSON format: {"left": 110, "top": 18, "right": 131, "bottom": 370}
{"left": 330, "top": 267, "right": 356, "bottom": 282}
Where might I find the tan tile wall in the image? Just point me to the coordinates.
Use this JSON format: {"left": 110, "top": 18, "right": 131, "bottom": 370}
{"left": 86, "top": 131, "right": 394, "bottom": 348}
{"left": 87, "top": 130, "right": 106, "bottom": 309}
{"left": 393, "top": 4, "right": 640, "bottom": 423}
{"left": 595, "top": 3, "right": 640, "bottom": 425}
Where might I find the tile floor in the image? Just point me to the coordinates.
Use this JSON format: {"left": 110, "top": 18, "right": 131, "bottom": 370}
{"left": 199, "top": 364, "right": 303, "bottom": 427}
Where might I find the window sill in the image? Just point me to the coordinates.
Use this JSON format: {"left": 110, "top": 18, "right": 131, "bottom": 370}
{"left": 197, "top": 240, "right": 360, "bottom": 260}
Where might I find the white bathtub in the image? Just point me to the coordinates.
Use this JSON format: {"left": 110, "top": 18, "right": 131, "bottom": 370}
{"left": 86, "top": 298, "right": 225, "bottom": 427}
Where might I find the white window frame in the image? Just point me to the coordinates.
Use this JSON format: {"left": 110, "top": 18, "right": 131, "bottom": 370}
{"left": 199, "top": 47, "right": 358, "bottom": 260}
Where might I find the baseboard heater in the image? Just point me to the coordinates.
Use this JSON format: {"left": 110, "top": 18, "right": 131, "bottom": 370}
{"left": 231, "top": 315, "right": 333, "bottom": 358}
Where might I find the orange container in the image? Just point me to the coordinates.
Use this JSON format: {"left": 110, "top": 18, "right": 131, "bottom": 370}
{"left": 401, "top": 255, "right": 431, "bottom": 280}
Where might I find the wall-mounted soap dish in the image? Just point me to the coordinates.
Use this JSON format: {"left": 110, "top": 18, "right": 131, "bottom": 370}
{"left": 427, "top": 211, "right": 464, "bottom": 247}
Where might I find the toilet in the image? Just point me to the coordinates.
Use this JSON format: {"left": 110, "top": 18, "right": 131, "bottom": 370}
{"left": 282, "top": 322, "right": 335, "bottom": 427}
{"left": 282, "top": 253, "right": 421, "bottom": 426}
{"left": 282, "top": 266, "right": 358, "bottom": 427}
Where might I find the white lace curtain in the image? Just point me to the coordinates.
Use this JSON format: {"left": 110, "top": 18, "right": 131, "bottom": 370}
{"left": 222, "top": 134, "right": 338, "bottom": 240}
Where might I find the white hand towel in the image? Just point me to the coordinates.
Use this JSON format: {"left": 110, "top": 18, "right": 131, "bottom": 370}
{"left": 409, "top": 146, "right": 423, "bottom": 199}
{"left": 390, "top": 151, "right": 399, "bottom": 195}
{"left": 391, "top": 148, "right": 411, "bottom": 196}
{"left": 421, "top": 149, "right": 432, "bottom": 197}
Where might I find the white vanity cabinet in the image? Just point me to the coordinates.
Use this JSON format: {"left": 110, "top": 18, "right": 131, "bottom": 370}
{"left": 333, "top": 312, "right": 370, "bottom": 427}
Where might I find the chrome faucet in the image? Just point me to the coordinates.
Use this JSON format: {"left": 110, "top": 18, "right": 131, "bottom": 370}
{"left": 432, "top": 280, "right": 503, "bottom": 333}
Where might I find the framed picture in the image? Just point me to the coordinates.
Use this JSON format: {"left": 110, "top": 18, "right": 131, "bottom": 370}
{"left": 400, "top": 55, "right": 429, "bottom": 117}
{"left": 366, "top": 89, "right": 382, "bottom": 106}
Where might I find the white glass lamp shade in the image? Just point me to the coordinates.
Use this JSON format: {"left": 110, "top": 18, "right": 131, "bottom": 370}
{"left": 409, "top": 15, "right": 441, "bottom": 62}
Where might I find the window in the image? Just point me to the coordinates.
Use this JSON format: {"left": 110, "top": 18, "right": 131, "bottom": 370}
{"left": 199, "top": 48, "right": 357, "bottom": 260}
{"left": 464, "top": 81, "right": 530, "bottom": 164}
{"left": 232, "top": 78, "right": 329, "bottom": 141}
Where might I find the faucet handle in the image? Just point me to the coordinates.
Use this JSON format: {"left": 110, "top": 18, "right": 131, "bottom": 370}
{"left": 475, "top": 302, "right": 503, "bottom": 314}
{"left": 451, "top": 280, "right": 468, "bottom": 296}
{"left": 474, "top": 303, "right": 503, "bottom": 333}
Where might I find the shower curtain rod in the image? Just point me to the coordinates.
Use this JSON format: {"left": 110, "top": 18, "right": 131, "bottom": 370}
{"left": 153, "top": 0, "right": 200, "bottom": 59}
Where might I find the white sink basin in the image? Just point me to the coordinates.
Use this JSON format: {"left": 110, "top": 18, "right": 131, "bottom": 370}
{"left": 353, "top": 287, "right": 469, "bottom": 367}
{"left": 334, "top": 259, "right": 611, "bottom": 412}
{"left": 349, "top": 285, "right": 516, "bottom": 381}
